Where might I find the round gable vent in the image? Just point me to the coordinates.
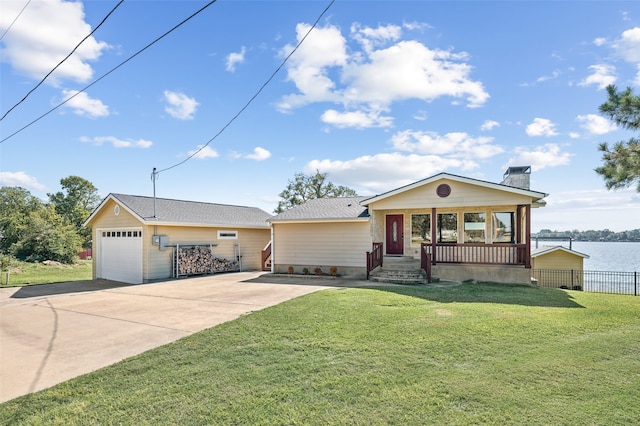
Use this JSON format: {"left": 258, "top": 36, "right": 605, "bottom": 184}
{"left": 436, "top": 184, "right": 451, "bottom": 198}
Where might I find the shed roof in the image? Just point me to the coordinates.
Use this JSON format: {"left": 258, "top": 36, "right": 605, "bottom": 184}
{"left": 85, "top": 193, "right": 272, "bottom": 228}
{"left": 531, "top": 245, "right": 590, "bottom": 259}
{"left": 269, "top": 196, "right": 370, "bottom": 223}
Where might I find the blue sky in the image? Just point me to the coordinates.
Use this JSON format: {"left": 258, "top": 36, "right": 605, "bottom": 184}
{"left": 1, "top": 0, "right": 639, "bottom": 232}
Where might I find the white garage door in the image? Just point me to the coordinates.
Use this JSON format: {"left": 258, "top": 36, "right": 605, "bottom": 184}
{"left": 97, "top": 229, "right": 143, "bottom": 284}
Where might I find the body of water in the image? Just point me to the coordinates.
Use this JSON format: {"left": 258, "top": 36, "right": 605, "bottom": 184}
{"left": 534, "top": 241, "right": 640, "bottom": 273}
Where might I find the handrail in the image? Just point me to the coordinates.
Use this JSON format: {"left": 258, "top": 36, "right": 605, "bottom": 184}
{"left": 420, "top": 244, "right": 432, "bottom": 283}
{"left": 366, "top": 242, "right": 383, "bottom": 279}
{"left": 261, "top": 241, "right": 272, "bottom": 271}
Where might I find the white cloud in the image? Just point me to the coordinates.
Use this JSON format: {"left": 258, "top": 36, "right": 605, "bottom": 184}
{"left": 278, "top": 23, "right": 489, "bottom": 128}
{"left": 391, "top": 130, "right": 504, "bottom": 159}
{"left": 593, "top": 37, "right": 607, "bottom": 47}
{"left": 508, "top": 143, "right": 572, "bottom": 171}
{"left": 245, "top": 147, "right": 271, "bottom": 161}
{"left": 81, "top": 136, "right": 152, "bottom": 148}
{"left": 163, "top": 90, "right": 199, "bottom": 120}
{"left": 579, "top": 64, "right": 617, "bottom": 89}
{"left": 61, "top": 90, "right": 109, "bottom": 118}
{"left": 526, "top": 118, "right": 558, "bottom": 137}
{"left": 0, "top": 171, "right": 46, "bottom": 191}
{"left": 576, "top": 114, "right": 617, "bottom": 135}
{"left": 321, "top": 109, "right": 393, "bottom": 129}
{"left": 612, "top": 27, "right": 640, "bottom": 63}
{"left": 480, "top": 120, "right": 500, "bottom": 131}
{"left": 0, "top": 0, "right": 109, "bottom": 84}
{"left": 351, "top": 23, "right": 402, "bottom": 53}
{"left": 306, "top": 152, "right": 468, "bottom": 193}
{"left": 187, "top": 145, "right": 218, "bottom": 159}
{"left": 225, "top": 46, "right": 246, "bottom": 72}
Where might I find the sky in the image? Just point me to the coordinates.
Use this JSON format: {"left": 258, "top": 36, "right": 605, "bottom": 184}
{"left": 1, "top": 0, "right": 639, "bottom": 233}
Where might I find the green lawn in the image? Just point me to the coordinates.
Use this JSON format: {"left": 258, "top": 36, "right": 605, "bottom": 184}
{"left": 1, "top": 283, "right": 639, "bottom": 425}
{"left": 0, "top": 259, "right": 92, "bottom": 286}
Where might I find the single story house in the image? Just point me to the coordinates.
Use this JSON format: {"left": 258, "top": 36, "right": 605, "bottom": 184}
{"left": 83, "top": 194, "right": 272, "bottom": 284}
{"left": 268, "top": 168, "right": 548, "bottom": 284}
{"left": 85, "top": 167, "right": 548, "bottom": 285}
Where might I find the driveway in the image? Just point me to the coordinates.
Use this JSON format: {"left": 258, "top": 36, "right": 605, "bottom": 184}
{"left": 0, "top": 272, "right": 341, "bottom": 403}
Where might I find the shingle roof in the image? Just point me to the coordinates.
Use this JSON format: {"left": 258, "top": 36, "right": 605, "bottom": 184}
{"left": 269, "top": 196, "right": 370, "bottom": 222}
{"left": 91, "top": 194, "right": 272, "bottom": 228}
{"left": 531, "top": 245, "right": 590, "bottom": 258}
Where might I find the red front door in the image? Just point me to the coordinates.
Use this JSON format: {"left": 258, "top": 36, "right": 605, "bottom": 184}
{"left": 385, "top": 214, "right": 404, "bottom": 255}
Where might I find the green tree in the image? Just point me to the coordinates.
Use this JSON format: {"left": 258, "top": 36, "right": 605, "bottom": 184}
{"left": 0, "top": 187, "right": 44, "bottom": 254}
{"left": 12, "top": 204, "right": 82, "bottom": 264}
{"left": 597, "top": 85, "right": 640, "bottom": 191}
{"left": 274, "top": 171, "right": 358, "bottom": 213}
{"left": 48, "top": 176, "right": 100, "bottom": 247}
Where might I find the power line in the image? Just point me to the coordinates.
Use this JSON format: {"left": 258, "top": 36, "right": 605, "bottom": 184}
{"left": 0, "top": 0, "right": 125, "bottom": 122}
{"left": 0, "top": 0, "right": 218, "bottom": 144}
{"left": 0, "top": 0, "right": 32, "bottom": 42}
{"left": 157, "top": 0, "right": 336, "bottom": 175}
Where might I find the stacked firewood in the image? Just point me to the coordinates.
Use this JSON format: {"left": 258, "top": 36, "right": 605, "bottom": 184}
{"left": 174, "top": 245, "right": 239, "bottom": 277}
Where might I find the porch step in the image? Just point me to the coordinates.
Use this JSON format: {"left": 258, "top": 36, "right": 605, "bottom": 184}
{"left": 369, "top": 257, "right": 435, "bottom": 285}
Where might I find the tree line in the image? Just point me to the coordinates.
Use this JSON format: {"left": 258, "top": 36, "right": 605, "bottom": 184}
{"left": 0, "top": 176, "right": 99, "bottom": 264}
{"left": 534, "top": 229, "right": 640, "bottom": 242}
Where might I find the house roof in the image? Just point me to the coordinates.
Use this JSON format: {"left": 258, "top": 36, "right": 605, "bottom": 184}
{"left": 84, "top": 193, "right": 272, "bottom": 228}
{"left": 269, "top": 196, "right": 370, "bottom": 223}
{"left": 531, "top": 245, "right": 590, "bottom": 259}
{"left": 361, "top": 172, "right": 548, "bottom": 206}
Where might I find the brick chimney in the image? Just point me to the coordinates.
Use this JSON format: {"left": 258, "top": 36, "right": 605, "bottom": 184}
{"left": 501, "top": 166, "right": 531, "bottom": 190}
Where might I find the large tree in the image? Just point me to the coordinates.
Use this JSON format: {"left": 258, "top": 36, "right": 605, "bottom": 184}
{"left": 597, "top": 85, "right": 640, "bottom": 191}
{"left": 274, "top": 171, "right": 358, "bottom": 213}
{"left": 0, "top": 187, "right": 44, "bottom": 254}
{"left": 48, "top": 176, "right": 100, "bottom": 247}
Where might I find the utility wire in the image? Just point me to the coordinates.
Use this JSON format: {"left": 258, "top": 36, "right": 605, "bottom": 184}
{"left": 0, "top": 0, "right": 125, "bottom": 122}
{"left": 0, "top": 0, "right": 218, "bottom": 144}
{"left": 0, "top": 0, "right": 32, "bottom": 42}
{"left": 157, "top": 0, "right": 336, "bottom": 174}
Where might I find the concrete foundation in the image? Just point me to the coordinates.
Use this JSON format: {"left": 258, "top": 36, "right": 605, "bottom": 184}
{"left": 433, "top": 264, "right": 532, "bottom": 284}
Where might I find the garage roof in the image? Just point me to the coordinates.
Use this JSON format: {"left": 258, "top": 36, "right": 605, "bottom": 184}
{"left": 85, "top": 193, "right": 272, "bottom": 228}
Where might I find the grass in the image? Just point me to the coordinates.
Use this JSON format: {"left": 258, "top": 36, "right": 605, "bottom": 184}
{"left": 1, "top": 283, "right": 639, "bottom": 425}
{"left": 0, "top": 259, "right": 92, "bottom": 287}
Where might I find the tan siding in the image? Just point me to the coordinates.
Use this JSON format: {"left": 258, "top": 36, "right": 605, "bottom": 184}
{"left": 145, "top": 225, "right": 271, "bottom": 280}
{"left": 532, "top": 251, "right": 584, "bottom": 270}
{"left": 273, "top": 222, "right": 371, "bottom": 267}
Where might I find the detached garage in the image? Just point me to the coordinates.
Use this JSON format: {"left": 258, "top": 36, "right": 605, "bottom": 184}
{"left": 84, "top": 194, "right": 272, "bottom": 284}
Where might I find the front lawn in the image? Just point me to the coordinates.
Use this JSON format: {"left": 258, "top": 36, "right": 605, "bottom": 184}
{"left": 1, "top": 283, "right": 638, "bottom": 424}
{"left": 0, "top": 259, "right": 92, "bottom": 286}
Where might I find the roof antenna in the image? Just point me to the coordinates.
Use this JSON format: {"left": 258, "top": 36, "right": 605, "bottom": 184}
{"left": 151, "top": 167, "right": 159, "bottom": 219}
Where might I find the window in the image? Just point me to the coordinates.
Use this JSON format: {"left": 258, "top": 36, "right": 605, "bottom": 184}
{"left": 217, "top": 230, "right": 238, "bottom": 240}
{"left": 411, "top": 214, "right": 431, "bottom": 245}
{"left": 437, "top": 213, "right": 458, "bottom": 243}
{"left": 492, "top": 212, "right": 514, "bottom": 243}
{"left": 464, "top": 213, "right": 486, "bottom": 243}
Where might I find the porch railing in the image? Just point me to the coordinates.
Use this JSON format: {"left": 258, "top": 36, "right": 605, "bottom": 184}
{"left": 421, "top": 243, "right": 529, "bottom": 267}
{"left": 420, "top": 245, "right": 432, "bottom": 283}
{"left": 366, "top": 242, "right": 383, "bottom": 279}
{"left": 261, "top": 241, "right": 272, "bottom": 271}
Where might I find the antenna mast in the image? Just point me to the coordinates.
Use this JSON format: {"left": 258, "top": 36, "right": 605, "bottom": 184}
{"left": 151, "top": 167, "right": 158, "bottom": 218}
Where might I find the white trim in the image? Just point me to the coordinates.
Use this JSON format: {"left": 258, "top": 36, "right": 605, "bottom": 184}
{"left": 531, "top": 245, "right": 590, "bottom": 259}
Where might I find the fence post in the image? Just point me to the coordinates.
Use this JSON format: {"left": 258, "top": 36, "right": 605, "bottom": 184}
{"left": 635, "top": 271, "right": 637, "bottom": 297}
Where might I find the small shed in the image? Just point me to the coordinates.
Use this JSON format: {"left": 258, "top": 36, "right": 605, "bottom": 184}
{"left": 531, "top": 245, "right": 590, "bottom": 289}
{"left": 531, "top": 245, "right": 589, "bottom": 270}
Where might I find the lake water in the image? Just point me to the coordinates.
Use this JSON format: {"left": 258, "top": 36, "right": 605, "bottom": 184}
{"left": 534, "top": 241, "right": 640, "bottom": 273}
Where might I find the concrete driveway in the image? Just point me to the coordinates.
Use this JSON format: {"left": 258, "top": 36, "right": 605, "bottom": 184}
{"left": 0, "top": 272, "right": 337, "bottom": 403}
